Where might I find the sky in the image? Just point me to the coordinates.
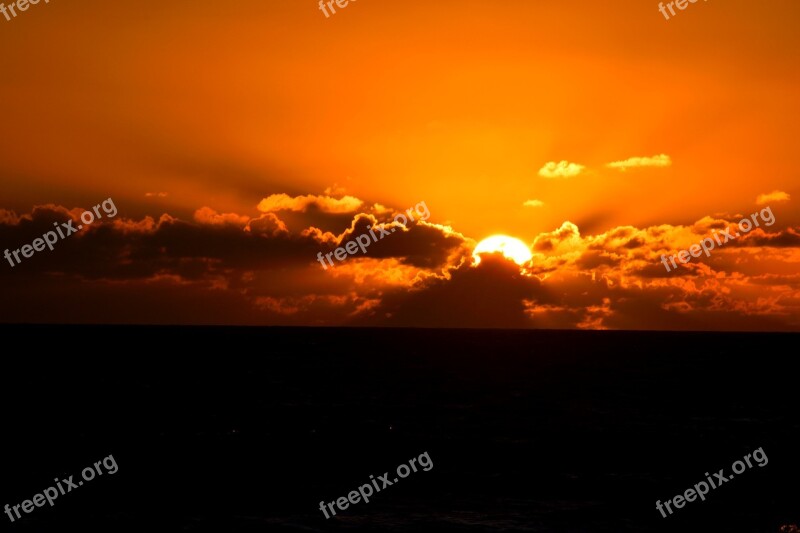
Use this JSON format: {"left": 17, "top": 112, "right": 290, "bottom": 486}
{"left": 0, "top": 0, "right": 798, "bottom": 329}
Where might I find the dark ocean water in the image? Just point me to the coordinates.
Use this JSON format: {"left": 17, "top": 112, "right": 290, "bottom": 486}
{"left": 1, "top": 326, "right": 798, "bottom": 532}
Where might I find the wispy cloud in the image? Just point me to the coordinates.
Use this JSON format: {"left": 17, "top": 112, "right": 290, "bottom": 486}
{"left": 607, "top": 154, "right": 671, "bottom": 171}
{"left": 756, "top": 190, "right": 790, "bottom": 205}
{"left": 538, "top": 161, "right": 584, "bottom": 179}
{"left": 523, "top": 199, "right": 544, "bottom": 208}
{"left": 257, "top": 193, "right": 363, "bottom": 214}
{"left": 324, "top": 183, "right": 347, "bottom": 196}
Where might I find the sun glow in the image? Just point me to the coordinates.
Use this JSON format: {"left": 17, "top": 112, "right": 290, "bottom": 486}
{"left": 473, "top": 235, "right": 533, "bottom": 266}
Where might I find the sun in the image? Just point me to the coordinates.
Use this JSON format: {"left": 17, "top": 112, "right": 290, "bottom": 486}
{"left": 473, "top": 235, "right": 533, "bottom": 266}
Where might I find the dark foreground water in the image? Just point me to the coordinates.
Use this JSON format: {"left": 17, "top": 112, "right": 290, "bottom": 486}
{"left": 1, "top": 326, "right": 798, "bottom": 532}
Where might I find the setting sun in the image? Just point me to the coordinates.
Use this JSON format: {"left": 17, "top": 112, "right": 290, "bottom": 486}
{"left": 2, "top": 2, "right": 800, "bottom": 531}
{"left": 473, "top": 235, "right": 533, "bottom": 266}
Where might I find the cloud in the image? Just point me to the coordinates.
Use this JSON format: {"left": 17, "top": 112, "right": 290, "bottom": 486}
{"left": 145, "top": 192, "right": 168, "bottom": 198}
{"left": 257, "top": 193, "right": 363, "bottom": 214}
{"left": 1, "top": 198, "right": 799, "bottom": 331}
{"left": 194, "top": 207, "right": 250, "bottom": 227}
{"left": 538, "top": 161, "right": 584, "bottom": 179}
{"left": 324, "top": 184, "right": 347, "bottom": 196}
{"left": 308, "top": 214, "right": 473, "bottom": 270}
{"left": 607, "top": 154, "right": 671, "bottom": 171}
{"left": 533, "top": 221, "right": 582, "bottom": 253}
{"left": 756, "top": 190, "right": 790, "bottom": 205}
{"left": 0, "top": 197, "right": 471, "bottom": 324}
{"left": 0, "top": 209, "right": 21, "bottom": 225}
{"left": 523, "top": 199, "right": 544, "bottom": 208}
{"left": 354, "top": 254, "right": 546, "bottom": 328}
{"left": 246, "top": 213, "right": 290, "bottom": 237}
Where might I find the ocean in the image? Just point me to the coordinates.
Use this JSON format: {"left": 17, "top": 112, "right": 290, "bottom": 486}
{"left": 1, "top": 326, "right": 797, "bottom": 532}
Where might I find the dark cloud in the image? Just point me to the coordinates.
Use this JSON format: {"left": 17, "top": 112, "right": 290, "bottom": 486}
{"left": 352, "top": 254, "right": 548, "bottom": 329}
{"left": 2, "top": 201, "right": 799, "bottom": 330}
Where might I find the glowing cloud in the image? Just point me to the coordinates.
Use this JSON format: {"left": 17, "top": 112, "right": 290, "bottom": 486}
{"left": 756, "top": 190, "right": 790, "bottom": 205}
{"left": 257, "top": 194, "right": 363, "bottom": 214}
{"left": 607, "top": 154, "right": 672, "bottom": 171}
{"left": 538, "top": 161, "right": 585, "bottom": 179}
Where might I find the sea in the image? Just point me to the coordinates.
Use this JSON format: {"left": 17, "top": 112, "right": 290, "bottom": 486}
{"left": 1, "top": 326, "right": 797, "bottom": 532}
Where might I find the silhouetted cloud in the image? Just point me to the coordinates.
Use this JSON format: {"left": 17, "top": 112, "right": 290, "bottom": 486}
{"left": 1, "top": 198, "right": 798, "bottom": 330}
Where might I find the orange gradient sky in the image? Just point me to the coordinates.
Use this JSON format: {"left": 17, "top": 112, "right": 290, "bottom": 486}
{"left": 1, "top": 0, "right": 798, "bottom": 329}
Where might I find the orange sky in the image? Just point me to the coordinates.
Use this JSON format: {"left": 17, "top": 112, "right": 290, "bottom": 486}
{"left": 1, "top": 0, "right": 798, "bottom": 329}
